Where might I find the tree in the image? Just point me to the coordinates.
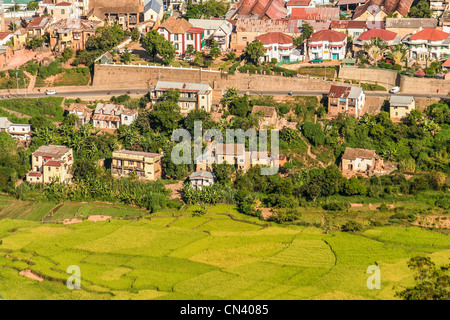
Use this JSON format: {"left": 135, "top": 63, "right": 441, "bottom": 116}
{"left": 209, "top": 40, "right": 221, "bottom": 59}
{"left": 409, "top": 0, "right": 432, "bottom": 18}
{"left": 9, "top": 22, "right": 17, "bottom": 32}
{"left": 395, "top": 256, "right": 449, "bottom": 300}
{"left": 302, "top": 122, "right": 325, "bottom": 146}
{"left": 26, "top": 36, "right": 45, "bottom": 50}
{"left": 141, "top": 30, "right": 175, "bottom": 64}
{"left": 294, "top": 23, "right": 313, "bottom": 47}
{"left": 387, "top": 44, "right": 408, "bottom": 64}
{"left": 27, "top": 0, "right": 40, "bottom": 10}
{"left": 131, "top": 28, "right": 141, "bottom": 42}
{"left": 244, "top": 41, "right": 266, "bottom": 65}
{"left": 225, "top": 51, "right": 237, "bottom": 62}
{"left": 363, "top": 37, "right": 387, "bottom": 65}
{"left": 121, "top": 49, "right": 132, "bottom": 64}
{"left": 149, "top": 100, "right": 182, "bottom": 133}
{"left": 221, "top": 86, "right": 238, "bottom": 106}
{"left": 60, "top": 46, "right": 74, "bottom": 63}
{"left": 212, "top": 162, "right": 235, "bottom": 185}
{"left": 229, "top": 96, "right": 250, "bottom": 117}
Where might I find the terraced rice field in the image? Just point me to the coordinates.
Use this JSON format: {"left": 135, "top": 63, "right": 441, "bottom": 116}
{"left": 0, "top": 202, "right": 449, "bottom": 300}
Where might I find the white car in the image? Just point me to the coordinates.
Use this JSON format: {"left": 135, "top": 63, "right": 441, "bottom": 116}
{"left": 389, "top": 86, "right": 400, "bottom": 94}
{"left": 45, "top": 90, "right": 57, "bottom": 95}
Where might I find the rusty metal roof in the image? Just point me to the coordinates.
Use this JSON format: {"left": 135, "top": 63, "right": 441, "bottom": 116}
{"left": 291, "top": 7, "right": 339, "bottom": 20}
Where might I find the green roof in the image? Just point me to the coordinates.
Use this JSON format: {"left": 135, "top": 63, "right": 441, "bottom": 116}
{"left": 3, "top": 0, "right": 36, "bottom": 4}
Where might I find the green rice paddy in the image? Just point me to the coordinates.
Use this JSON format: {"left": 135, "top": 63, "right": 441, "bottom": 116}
{"left": 0, "top": 198, "right": 449, "bottom": 300}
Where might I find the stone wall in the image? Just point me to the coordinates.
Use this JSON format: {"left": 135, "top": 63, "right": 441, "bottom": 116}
{"left": 338, "top": 66, "right": 399, "bottom": 87}
{"left": 399, "top": 75, "right": 450, "bottom": 95}
{"left": 92, "top": 64, "right": 336, "bottom": 93}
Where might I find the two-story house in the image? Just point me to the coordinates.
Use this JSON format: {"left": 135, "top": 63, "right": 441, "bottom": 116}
{"left": 328, "top": 85, "right": 366, "bottom": 118}
{"left": 25, "top": 16, "right": 52, "bottom": 38}
{"left": 255, "top": 32, "right": 296, "bottom": 63}
{"left": 402, "top": 28, "right": 450, "bottom": 61}
{"left": 92, "top": 103, "right": 138, "bottom": 130}
{"left": 389, "top": 95, "right": 415, "bottom": 121}
{"left": 67, "top": 103, "right": 93, "bottom": 127}
{"left": 0, "top": 117, "right": 32, "bottom": 141}
{"left": 188, "top": 19, "right": 233, "bottom": 51}
{"left": 189, "top": 170, "right": 215, "bottom": 190}
{"left": 158, "top": 17, "right": 204, "bottom": 55}
{"left": 307, "top": 29, "right": 347, "bottom": 60}
{"left": 111, "top": 150, "right": 163, "bottom": 181}
{"left": 48, "top": 18, "right": 101, "bottom": 52}
{"left": 26, "top": 145, "right": 74, "bottom": 184}
{"left": 87, "top": 0, "right": 144, "bottom": 29}
{"left": 150, "top": 81, "right": 213, "bottom": 114}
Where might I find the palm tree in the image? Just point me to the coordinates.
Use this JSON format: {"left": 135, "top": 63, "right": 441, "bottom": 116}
{"left": 388, "top": 44, "right": 408, "bottom": 65}
{"left": 363, "top": 37, "right": 388, "bottom": 65}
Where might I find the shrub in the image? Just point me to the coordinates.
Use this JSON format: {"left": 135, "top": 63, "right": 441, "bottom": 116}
{"left": 393, "top": 64, "right": 402, "bottom": 71}
{"left": 435, "top": 196, "right": 450, "bottom": 210}
{"left": 322, "top": 201, "right": 350, "bottom": 211}
{"left": 341, "top": 220, "right": 364, "bottom": 232}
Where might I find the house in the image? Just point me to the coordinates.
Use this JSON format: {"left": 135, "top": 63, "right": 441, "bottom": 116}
{"left": 255, "top": 32, "right": 296, "bottom": 63}
{"left": 39, "top": 0, "right": 79, "bottom": 22}
{"left": 26, "top": 145, "right": 74, "bottom": 184}
{"left": 430, "top": 0, "right": 449, "bottom": 17}
{"left": 143, "top": 0, "right": 164, "bottom": 23}
{"left": 389, "top": 95, "right": 415, "bottom": 121}
{"left": 290, "top": 7, "right": 340, "bottom": 21}
{"left": 340, "top": 147, "right": 384, "bottom": 176}
{"left": 48, "top": 18, "right": 101, "bottom": 52}
{"left": 189, "top": 170, "right": 215, "bottom": 190}
{"left": 66, "top": 103, "right": 93, "bottom": 126}
{"left": 386, "top": 18, "right": 438, "bottom": 37}
{"left": 225, "top": 0, "right": 288, "bottom": 20}
{"left": 330, "top": 20, "right": 367, "bottom": 39}
{"left": 188, "top": 19, "right": 233, "bottom": 50}
{"left": 335, "top": 0, "right": 366, "bottom": 11}
{"left": 213, "top": 143, "right": 247, "bottom": 171}
{"left": 353, "top": 29, "right": 401, "bottom": 52}
{"left": 158, "top": 17, "right": 204, "bottom": 55}
{"left": 12, "top": 28, "right": 28, "bottom": 50}
{"left": 353, "top": 0, "right": 414, "bottom": 21}
{"left": 111, "top": 150, "right": 163, "bottom": 181}
{"left": 307, "top": 29, "right": 347, "bottom": 60}
{"left": 150, "top": 81, "right": 213, "bottom": 114}
{"left": 87, "top": 0, "right": 144, "bottom": 29}
{"left": 251, "top": 105, "right": 278, "bottom": 129}
{"left": 327, "top": 85, "right": 367, "bottom": 118}
{"left": 92, "top": 103, "right": 138, "bottom": 129}
{"left": 25, "top": 16, "right": 52, "bottom": 38}
{"left": 0, "top": 32, "right": 13, "bottom": 46}
{"left": 96, "top": 51, "right": 113, "bottom": 64}
{"left": 402, "top": 28, "right": 450, "bottom": 61}
{"left": 232, "top": 19, "right": 291, "bottom": 50}
{"left": 0, "top": 117, "right": 32, "bottom": 141}
{"left": 286, "top": 0, "right": 315, "bottom": 16}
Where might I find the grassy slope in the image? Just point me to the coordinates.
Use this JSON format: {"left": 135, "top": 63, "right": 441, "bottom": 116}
{"left": 0, "top": 200, "right": 449, "bottom": 300}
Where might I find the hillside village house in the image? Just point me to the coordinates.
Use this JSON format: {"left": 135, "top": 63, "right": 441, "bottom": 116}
{"left": 39, "top": 0, "right": 79, "bottom": 22}
{"left": 87, "top": 0, "right": 144, "bottom": 29}
{"left": 385, "top": 18, "right": 438, "bottom": 37}
{"left": 335, "top": 0, "right": 366, "bottom": 11}
{"left": 402, "top": 28, "right": 450, "bottom": 61}
{"left": 225, "top": 0, "right": 288, "bottom": 20}
{"left": 328, "top": 85, "right": 366, "bottom": 118}
{"left": 150, "top": 81, "right": 213, "bottom": 114}
{"left": 307, "top": 29, "right": 347, "bottom": 60}
{"left": 212, "top": 143, "right": 247, "bottom": 171}
{"left": 26, "top": 145, "right": 74, "bottom": 184}
{"left": 286, "top": 0, "right": 315, "bottom": 15}
{"left": 188, "top": 19, "right": 233, "bottom": 51}
{"left": 389, "top": 95, "right": 415, "bottom": 121}
{"left": 330, "top": 20, "right": 367, "bottom": 38}
{"left": 352, "top": 0, "right": 414, "bottom": 21}
{"left": 353, "top": 28, "right": 400, "bottom": 51}
{"left": 48, "top": 18, "right": 101, "bottom": 52}
{"left": 0, "top": 117, "right": 32, "bottom": 141}
{"left": 0, "top": 32, "right": 13, "bottom": 46}
{"left": 189, "top": 170, "right": 215, "bottom": 190}
{"left": 143, "top": 0, "right": 164, "bottom": 23}
{"left": 25, "top": 16, "right": 52, "bottom": 38}
{"left": 92, "top": 103, "right": 138, "bottom": 129}
{"left": 340, "top": 147, "right": 384, "bottom": 176}
{"left": 255, "top": 32, "right": 296, "bottom": 63}
{"left": 67, "top": 103, "right": 93, "bottom": 127}
{"left": 111, "top": 150, "right": 163, "bottom": 181}
{"left": 158, "top": 17, "right": 204, "bottom": 55}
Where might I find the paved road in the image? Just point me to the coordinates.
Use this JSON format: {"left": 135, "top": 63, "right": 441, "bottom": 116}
{"left": 0, "top": 89, "right": 448, "bottom": 100}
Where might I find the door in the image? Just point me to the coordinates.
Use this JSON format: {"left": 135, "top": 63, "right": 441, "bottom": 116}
{"left": 332, "top": 53, "right": 339, "bottom": 60}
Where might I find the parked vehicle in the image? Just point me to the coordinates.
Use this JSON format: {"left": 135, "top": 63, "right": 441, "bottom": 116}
{"left": 45, "top": 90, "right": 57, "bottom": 95}
{"left": 288, "top": 91, "right": 293, "bottom": 96}
{"left": 389, "top": 86, "right": 400, "bottom": 94}
{"left": 309, "top": 58, "right": 323, "bottom": 64}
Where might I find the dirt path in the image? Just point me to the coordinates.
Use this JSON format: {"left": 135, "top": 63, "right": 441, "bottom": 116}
{"left": 302, "top": 136, "right": 327, "bottom": 168}
{"left": 19, "top": 269, "right": 44, "bottom": 282}
{"left": 164, "top": 181, "right": 184, "bottom": 200}
{"left": 23, "top": 70, "right": 36, "bottom": 91}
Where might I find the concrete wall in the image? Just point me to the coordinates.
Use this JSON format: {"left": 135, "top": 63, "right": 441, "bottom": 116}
{"left": 399, "top": 75, "right": 450, "bottom": 95}
{"left": 92, "top": 64, "right": 336, "bottom": 93}
{"left": 338, "top": 66, "right": 399, "bottom": 87}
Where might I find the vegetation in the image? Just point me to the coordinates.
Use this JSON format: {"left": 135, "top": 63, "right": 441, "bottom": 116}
{"left": 141, "top": 30, "right": 176, "bottom": 65}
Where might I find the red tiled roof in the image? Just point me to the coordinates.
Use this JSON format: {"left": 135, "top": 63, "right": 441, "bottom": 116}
{"left": 286, "top": 0, "right": 311, "bottom": 6}
{"left": 442, "top": 58, "right": 450, "bottom": 67}
{"left": 159, "top": 17, "right": 192, "bottom": 34}
{"left": 27, "top": 172, "right": 42, "bottom": 177}
{"left": 308, "top": 29, "right": 347, "bottom": 42}
{"left": 44, "top": 160, "right": 63, "bottom": 167}
{"left": 256, "top": 32, "right": 293, "bottom": 44}
{"left": 0, "top": 32, "right": 12, "bottom": 40}
{"left": 92, "top": 114, "right": 121, "bottom": 122}
{"left": 232, "top": 0, "right": 288, "bottom": 20}
{"left": 187, "top": 27, "right": 204, "bottom": 34}
{"left": 291, "top": 7, "right": 339, "bottom": 20}
{"left": 353, "top": 0, "right": 414, "bottom": 19}
{"left": 328, "top": 85, "right": 352, "bottom": 98}
{"left": 409, "top": 28, "right": 450, "bottom": 41}
{"left": 55, "top": 1, "right": 73, "bottom": 6}
{"left": 358, "top": 28, "right": 397, "bottom": 41}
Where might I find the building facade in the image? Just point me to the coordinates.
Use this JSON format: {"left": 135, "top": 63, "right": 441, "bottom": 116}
{"left": 158, "top": 17, "right": 205, "bottom": 55}
{"left": 111, "top": 150, "right": 163, "bottom": 181}
{"left": 255, "top": 32, "right": 296, "bottom": 63}
{"left": 328, "top": 85, "right": 366, "bottom": 118}
{"left": 307, "top": 29, "right": 347, "bottom": 60}
{"left": 92, "top": 103, "right": 138, "bottom": 129}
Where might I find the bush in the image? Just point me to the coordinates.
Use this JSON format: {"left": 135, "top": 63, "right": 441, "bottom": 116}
{"left": 322, "top": 201, "right": 350, "bottom": 211}
{"left": 341, "top": 220, "right": 364, "bottom": 232}
{"left": 393, "top": 64, "right": 402, "bottom": 71}
{"left": 435, "top": 196, "right": 450, "bottom": 210}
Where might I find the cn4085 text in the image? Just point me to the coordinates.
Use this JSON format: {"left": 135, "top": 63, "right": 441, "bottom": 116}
{"left": 224, "top": 305, "right": 269, "bottom": 315}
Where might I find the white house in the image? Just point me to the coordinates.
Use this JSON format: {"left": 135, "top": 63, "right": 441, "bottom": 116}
{"left": 255, "top": 32, "right": 296, "bottom": 63}
{"left": 307, "top": 29, "right": 347, "bottom": 60}
{"left": 188, "top": 19, "right": 233, "bottom": 50}
{"left": 189, "top": 171, "right": 215, "bottom": 190}
{"left": 144, "top": 0, "right": 164, "bottom": 23}
{"left": 92, "top": 103, "right": 138, "bottom": 129}
{"left": 0, "top": 117, "right": 32, "bottom": 141}
{"left": 158, "top": 17, "right": 204, "bottom": 55}
{"left": 402, "top": 28, "right": 450, "bottom": 61}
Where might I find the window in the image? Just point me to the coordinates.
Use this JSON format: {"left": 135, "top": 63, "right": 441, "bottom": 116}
{"left": 187, "top": 34, "right": 193, "bottom": 40}
{"left": 61, "top": 9, "right": 65, "bottom": 14}
{"left": 174, "top": 34, "right": 178, "bottom": 41}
